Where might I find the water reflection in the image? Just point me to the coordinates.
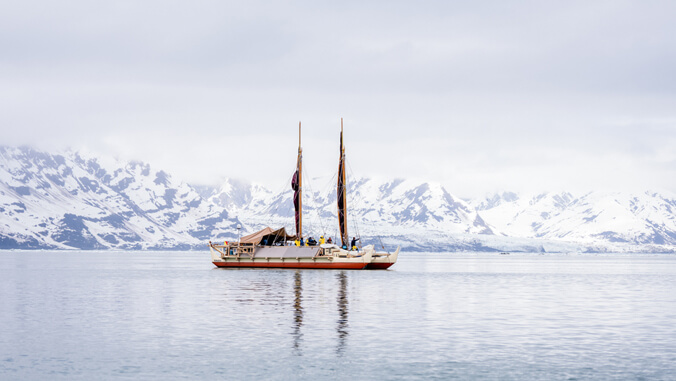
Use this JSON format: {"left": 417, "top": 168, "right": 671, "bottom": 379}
{"left": 292, "top": 270, "right": 303, "bottom": 356}
{"left": 289, "top": 271, "right": 350, "bottom": 356}
{"left": 336, "top": 271, "right": 348, "bottom": 356}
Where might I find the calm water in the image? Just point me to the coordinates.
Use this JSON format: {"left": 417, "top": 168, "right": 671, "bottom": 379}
{"left": 1, "top": 251, "right": 676, "bottom": 380}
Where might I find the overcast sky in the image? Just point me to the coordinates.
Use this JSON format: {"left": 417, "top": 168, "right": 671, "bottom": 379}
{"left": 1, "top": 0, "right": 675, "bottom": 197}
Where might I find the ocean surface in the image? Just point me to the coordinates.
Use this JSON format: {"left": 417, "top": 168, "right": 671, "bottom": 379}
{"left": 1, "top": 251, "right": 675, "bottom": 380}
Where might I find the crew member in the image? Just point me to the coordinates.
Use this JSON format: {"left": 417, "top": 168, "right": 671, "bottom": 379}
{"left": 351, "top": 237, "right": 360, "bottom": 250}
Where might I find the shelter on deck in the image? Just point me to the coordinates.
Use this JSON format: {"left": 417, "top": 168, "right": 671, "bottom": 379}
{"left": 240, "top": 227, "right": 296, "bottom": 246}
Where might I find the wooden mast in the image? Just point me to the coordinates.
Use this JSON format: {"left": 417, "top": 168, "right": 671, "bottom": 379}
{"left": 297, "top": 122, "right": 303, "bottom": 240}
{"left": 337, "top": 118, "right": 348, "bottom": 248}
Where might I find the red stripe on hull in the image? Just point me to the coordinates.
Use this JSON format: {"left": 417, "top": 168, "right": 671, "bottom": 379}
{"left": 365, "top": 262, "right": 394, "bottom": 270}
{"left": 213, "top": 261, "right": 367, "bottom": 270}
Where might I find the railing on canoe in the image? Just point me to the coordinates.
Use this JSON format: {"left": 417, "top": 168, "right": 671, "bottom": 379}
{"left": 208, "top": 242, "right": 255, "bottom": 258}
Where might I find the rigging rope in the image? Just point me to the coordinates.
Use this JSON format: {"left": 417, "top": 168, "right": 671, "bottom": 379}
{"left": 300, "top": 165, "right": 326, "bottom": 239}
{"left": 345, "top": 159, "right": 388, "bottom": 252}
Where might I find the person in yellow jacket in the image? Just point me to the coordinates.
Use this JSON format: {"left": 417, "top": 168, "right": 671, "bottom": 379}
{"left": 319, "top": 236, "right": 325, "bottom": 245}
{"left": 294, "top": 239, "right": 300, "bottom": 246}
{"left": 351, "top": 237, "right": 360, "bottom": 250}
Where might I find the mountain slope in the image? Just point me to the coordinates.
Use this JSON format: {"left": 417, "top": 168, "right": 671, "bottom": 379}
{"left": 203, "top": 177, "right": 493, "bottom": 239}
{"left": 0, "top": 146, "right": 238, "bottom": 249}
{"left": 473, "top": 191, "right": 676, "bottom": 251}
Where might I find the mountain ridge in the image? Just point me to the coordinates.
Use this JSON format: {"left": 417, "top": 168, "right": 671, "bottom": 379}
{"left": 1, "top": 146, "right": 675, "bottom": 253}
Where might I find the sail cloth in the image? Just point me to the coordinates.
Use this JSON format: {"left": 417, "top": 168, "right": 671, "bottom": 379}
{"left": 239, "top": 227, "right": 296, "bottom": 245}
{"left": 291, "top": 170, "right": 301, "bottom": 237}
{"left": 337, "top": 128, "right": 348, "bottom": 248}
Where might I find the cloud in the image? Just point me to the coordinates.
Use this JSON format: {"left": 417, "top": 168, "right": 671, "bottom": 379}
{"left": 1, "top": 0, "right": 675, "bottom": 195}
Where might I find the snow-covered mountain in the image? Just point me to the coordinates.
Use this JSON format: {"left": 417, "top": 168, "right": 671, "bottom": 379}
{"left": 2, "top": 146, "right": 675, "bottom": 252}
{"left": 0, "top": 146, "right": 239, "bottom": 249}
{"left": 472, "top": 191, "right": 676, "bottom": 252}
{"left": 206, "top": 178, "right": 491, "bottom": 232}
{"left": 201, "top": 177, "right": 501, "bottom": 252}
{"left": 200, "top": 178, "right": 676, "bottom": 253}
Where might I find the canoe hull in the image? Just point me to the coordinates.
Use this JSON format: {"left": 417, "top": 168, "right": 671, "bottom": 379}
{"left": 210, "top": 244, "right": 373, "bottom": 270}
{"left": 364, "top": 246, "right": 400, "bottom": 270}
{"left": 365, "top": 262, "right": 394, "bottom": 270}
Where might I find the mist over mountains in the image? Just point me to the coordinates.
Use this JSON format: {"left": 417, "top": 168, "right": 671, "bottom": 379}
{"left": 1, "top": 146, "right": 675, "bottom": 252}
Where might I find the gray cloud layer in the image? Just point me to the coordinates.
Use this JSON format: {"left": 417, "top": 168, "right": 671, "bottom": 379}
{"left": 1, "top": 0, "right": 675, "bottom": 196}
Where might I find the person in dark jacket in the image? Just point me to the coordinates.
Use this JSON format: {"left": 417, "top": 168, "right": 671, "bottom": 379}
{"left": 351, "top": 237, "right": 360, "bottom": 250}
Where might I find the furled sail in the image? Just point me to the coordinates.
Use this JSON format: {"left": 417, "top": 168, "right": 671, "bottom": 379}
{"left": 292, "top": 122, "right": 302, "bottom": 239}
{"left": 337, "top": 119, "right": 348, "bottom": 248}
{"left": 292, "top": 170, "right": 300, "bottom": 238}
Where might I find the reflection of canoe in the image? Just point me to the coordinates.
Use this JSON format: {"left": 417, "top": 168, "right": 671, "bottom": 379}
{"left": 365, "top": 247, "right": 400, "bottom": 269}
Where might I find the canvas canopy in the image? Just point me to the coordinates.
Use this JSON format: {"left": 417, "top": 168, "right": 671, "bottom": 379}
{"left": 239, "top": 227, "right": 296, "bottom": 246}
